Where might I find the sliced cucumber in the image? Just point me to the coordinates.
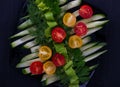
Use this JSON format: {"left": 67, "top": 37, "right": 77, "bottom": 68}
{"left": 89, "top": 64, "right": 98, "bottom": 70}
{"left": 11, "top": 27, "right": 36, "bottom": 38}
{"left": 22, "top": 67, "right": 31, "bottom": 74}
{"left": 21, "top": 52, "right": 38, "bottom": 62}
{"left": 82, "top": 27, "right": 103, "bottom": 38}
{"left": 82, "top": 36, "right": 91, "bottom": 45}
{"left": 30, "top": 46, "right": 40, "bottom": 53}
{"left": 80, "top": 14, "right": 105, "bottom": 23}
{"left": 20, "top": 15, "right": 29, "bottom": 20}
{"left": 18, "top": 19, "right": 33, "bottom": 29}
{"left": 80, "top": 42, "right": 98, "bottom": 51}
{"left": 72, "top": 10, "right": 79, "bottom": 17}
{"left": 23, "top": 40, "right": 37, "bottom": 49}
{"left": 84, "top": 50, "right": 107, "bottom": 62}
{"left": 45, "top": 75, "right": 59, "bottom": 85}
{"left": 59, "top": 0, "right": 67, "bottom": 5}
{"left": 41, "top": 74, "right": 58, "bottom": 82}
{"left": 16, "top": 58, "right": 41, "bottom": 68}
{"left": 87, "top": 20, "right": 109, "bottom": 29}
{"left": 83, "top": 43, "right": 106, "bottom": 56}
{"left": 10, "top": 29, "right": 29, "bottom": 39}
{"left": 11, "top": 35, "right": 35, "bottom": 48}
{"left": 61, "top": 0, "right": 82, "bottom": 11}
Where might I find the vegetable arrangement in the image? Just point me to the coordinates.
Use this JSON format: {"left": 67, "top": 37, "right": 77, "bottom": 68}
{"left": 11, "top": 0, "right": 108, "bottom": 87}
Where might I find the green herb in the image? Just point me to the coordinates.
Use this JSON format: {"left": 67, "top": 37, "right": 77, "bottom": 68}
{"left": 28, "top": 0, "right": 48, "bottom": 44}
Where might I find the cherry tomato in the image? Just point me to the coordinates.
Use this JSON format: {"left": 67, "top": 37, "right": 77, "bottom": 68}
{"left": 52, "top": 53, "right": 66, "bottom": 67}
{"left": 51, "top": 27, "right": 66, "bottom": 43}
{"left": 79, "top": 5, "right": 93, "bottom": 19}
{"left": 74, "top": 22, "right": 88, "bottom": 36}
{"left": 30, "top": 61, "right": 43, "bottom": 75}
{"left": 68, "top": 35, "right": 83, "bottom": 49}
{"left": 38, "top": 46, "right": 52, "bottom": 61}
{"left": 43, "top": 61, "right": 56, "bottom": 75}
{"left": 63, "top": 12, "right": 76, "bottom": 27}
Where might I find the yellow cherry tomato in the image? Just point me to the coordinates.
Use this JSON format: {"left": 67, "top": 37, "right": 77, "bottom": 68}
{"left": 38, "top": 46, "right": 52, "bottom": 61}
{"left": 63, "top": 12, "right": 76, "bottom": 27}
{"left": 68, "top": 35, "right": 83, "bottom": 48}
{"left": 43, "top": 61, "right": 56, "bottom": 75}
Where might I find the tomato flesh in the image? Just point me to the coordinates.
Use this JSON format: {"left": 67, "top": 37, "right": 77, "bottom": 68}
{"left": 79, "top": 5, "right": 93, "bottom": 19}
{"left": 38, "top": 46, "right": 52, "bottom": 61}
{"left": 63, "top": 12, "right": 76, "bottom": 27}
{"left": 43, "top": 61, "right": 56, "bottom": 75}
{"left": 51, "top": 27, "right": 66, "bottom": 43}
{"left": 30, "top": 61, "right": 43, "bottom": 75}
{"left": 74, "top": 22, "right": 88, "bottom": 36}
{"left": 68, "top": 35, "right": 83, "bottom": 49}
{"left": 52, "top": 53, "right": 66, "bottom": 67}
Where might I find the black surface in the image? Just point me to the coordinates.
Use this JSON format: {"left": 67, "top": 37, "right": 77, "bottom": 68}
{"left": 0, "top": 0, "right": 120, "bottom": 87}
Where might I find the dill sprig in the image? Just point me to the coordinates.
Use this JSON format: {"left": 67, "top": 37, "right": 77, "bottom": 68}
{"left": 27, "top": 0, "right": 48, "bottom": 44}
{"left": 42, "top": 0, "right": 61, "bottom": 17}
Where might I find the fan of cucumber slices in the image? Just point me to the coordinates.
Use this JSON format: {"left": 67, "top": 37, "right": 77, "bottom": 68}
{"left": 11, "top": 0, "right": 109, "bottom": 87}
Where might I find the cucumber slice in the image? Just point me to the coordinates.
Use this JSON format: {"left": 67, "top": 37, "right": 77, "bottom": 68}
{"left": 84, "top": 50, "right": 107, "bottom": 62}
{"left": 87, "top": 20, "right": 109, "bottom": 28}
{"left": 83, "top": 43, "right": 106, "bottom": 56}
{"left": 80, "top": 14, "right": 106, "bottom": 23}
{"left": 30, "top": 46, "right": 40, "bottom": 53}
{"left": 11, "top": 27, "right": 36, "bottom": 38}
{"left": 20, "top": 15, "right": 29, "bottom": 20}
{"left": 61, "top": 0, "right": 82, "bottom": 11}
{"left": 45, "top": 75, "right": 59, "bottom": 85}
{"left": 11, "top": 35, "right": 35, "bottom": 48}
{"left": 10, "top": 29, "right": 29, "bottom": 38}
{"left": 23, "top": 40, "right": 37, "bottom": 49}
{"left": 21, "top": 52, "right": 38, "bottom": 62}
{"left": 16, "top": 58, "right": 41, "bottom": 68}
{"left": 72, "top": 10, "right": 79, "bottom": 17}
{"left": 18, "top": 19, "right": 33, "bottom": 29}
{"left": 22, "top": 67, "right": 31, "bottom": 74}
{"left": 82, "top": 36, "right": 91, "bottom": 45}
{"left": 83, "top": 27, "right": 103, "bottom": 38}
{"left": 59, "top": 0, "right": 67, "bottom": 5}
{"left": 80, "top": 42, "right": 98, "bottom": 51}
{"left": 89, "top": 64, "right": 98, "bottom": 70}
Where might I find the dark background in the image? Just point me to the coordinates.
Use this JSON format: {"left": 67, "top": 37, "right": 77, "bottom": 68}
{"left": 0, "top": 0, "right": 119, "bottom": 87}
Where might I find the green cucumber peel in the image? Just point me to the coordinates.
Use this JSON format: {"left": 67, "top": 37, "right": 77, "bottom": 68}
{"left": 18, "top": 19, "right": 33, "bottom": 29}
{"left": 22, "top": 67, "right": 31, "bottom": 74}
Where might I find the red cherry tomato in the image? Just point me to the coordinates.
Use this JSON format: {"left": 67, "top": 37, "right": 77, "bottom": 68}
{"left": 30, "top": 61, "right": 43, "bottom": 75}
{"left": 74, "top": 22, "right": 88, "bottom": 36}
{"left": 51, "top": 27, "right": 66, "bottom": 43}
{"left": 79, "top": 5, "right": 93, "bottom": 19}
{"left": 52, "top": 53, "right": 66, "bottom": 67}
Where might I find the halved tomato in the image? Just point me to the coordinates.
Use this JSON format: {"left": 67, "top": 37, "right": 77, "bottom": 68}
{"left": 38, "top": 46, "right": 52, "bottom": 61}
{"left": 51, "top": 27, "right": 66, "bottom": 43}
{"left": 52, "top": 53, "right": 66, "bottom": 67}
{"left": 79, "top": 5, "right": 93, "bottom": 19}
{"left": 68, "top": 35, "right": 83, "bottom": 49}
{"left": 63, "top": 12, "right": 76, "bottom": 27}
{"left": 74, "top": 22, "right": 88, "bottom": 36}
{"left": 43, "top": 61, "right": 56, "bottom": 75}
{"left": 30, "top": 61, "right": 43, "bottom": 75}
